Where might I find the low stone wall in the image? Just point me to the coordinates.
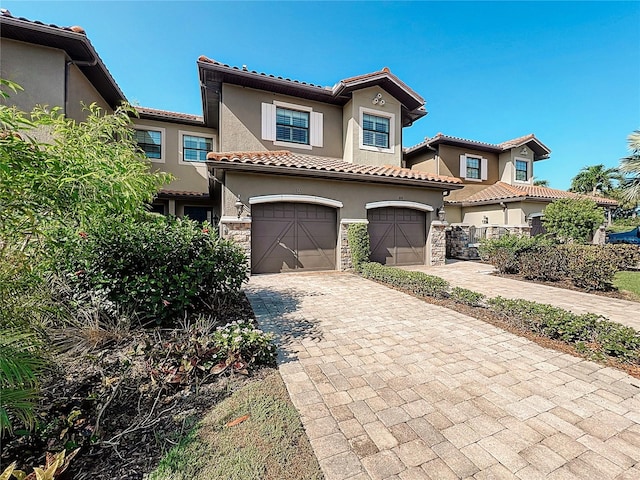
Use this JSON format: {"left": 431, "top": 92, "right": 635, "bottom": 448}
{"left": 446, "top": 224, "right": 532, "bottom": 260}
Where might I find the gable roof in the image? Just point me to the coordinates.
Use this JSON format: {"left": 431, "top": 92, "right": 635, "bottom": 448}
{"left": 198, "top": 57, "right": 427, "bottom": 129}
{"left": 207, "top": 150, "right": 462, "bottom": 189}
{"left": 406, "top": 132, "right": 551, "bottom": 160}
{"left": 0, "top": 9, "right": 126, "bottom": 109}
{"left": 447, "top": 181, "right": 617, "bottom": 207}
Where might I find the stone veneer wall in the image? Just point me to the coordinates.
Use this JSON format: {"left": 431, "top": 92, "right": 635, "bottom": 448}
{"left": 446, "top": 224, "right": 532, "bottom": 260}
{"left": 219, "top": 217, "right": 252, "bottom": 273}
{"left": 339, "top": 220, "right": 369, "bottom": 271}
{"left": 428, "top": 221, "right": 447, "bottom": 266}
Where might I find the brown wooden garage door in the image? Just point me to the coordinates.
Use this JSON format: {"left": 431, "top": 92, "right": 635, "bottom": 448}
{"left": 368, "top": 207, "right": 426, "bottom": 266}
{"left": 252, "top": 203, "right": 337, "bottom": 274}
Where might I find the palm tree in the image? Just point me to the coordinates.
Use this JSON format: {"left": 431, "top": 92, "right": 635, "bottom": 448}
{"left": 533, "top": 178, "right": 549, "bottom": 187}
{"left": 620, "top": 130, "right": 640, "bottom": 203}
{"left": 569, "top": 164, "right": 619, "bottom": 196}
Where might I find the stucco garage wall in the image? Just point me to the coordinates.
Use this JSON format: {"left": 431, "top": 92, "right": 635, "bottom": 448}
{"left": 221, "top": 172, "right": 444, "bottom": 220}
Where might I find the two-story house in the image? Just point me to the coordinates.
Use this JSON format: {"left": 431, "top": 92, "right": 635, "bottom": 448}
{"left": 0, "top": 10, "right": 464, "bottom": 274}
{"left": 406, "top": 133, "right": 617, "bottom": 242}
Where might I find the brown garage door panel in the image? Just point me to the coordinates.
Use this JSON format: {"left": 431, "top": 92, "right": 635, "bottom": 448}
{"left": 368, "top": 207, "right": 426, "bottom": 266}
{"left": 252, "top": 203, "right": 337, "bottom": 273}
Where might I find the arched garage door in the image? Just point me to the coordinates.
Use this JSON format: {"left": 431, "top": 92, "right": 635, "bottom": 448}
{"left": 368, "top": 207, "right": 426, "bottom": 266}
{"left": 252, "top": 203, "right": 337, "bottom": 274}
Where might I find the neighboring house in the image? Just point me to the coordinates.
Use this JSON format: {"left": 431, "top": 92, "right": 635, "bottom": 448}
{"left": 405, "top": 133, "right": 618, "bottom": 257}
{"left": 0, "top": 11, "right": 463, "bottom": 274}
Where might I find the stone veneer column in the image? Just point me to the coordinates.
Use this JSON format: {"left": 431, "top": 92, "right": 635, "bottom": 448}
{"left": 428, "top": 220, "right": 448, "bottom": 266}
{"left": 339, "top": 219, "right": 369, "bottom": 271}
{"left": 219, "top": 216, "right": 252, "bottom": 274}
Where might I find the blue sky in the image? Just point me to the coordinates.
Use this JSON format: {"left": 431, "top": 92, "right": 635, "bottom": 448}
{"left": 4, "top": 1, "right": 640, "bottom": 189}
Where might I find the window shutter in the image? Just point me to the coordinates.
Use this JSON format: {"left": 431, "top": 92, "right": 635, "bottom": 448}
{"left": 261, "top": 103, "right": 276, "bottom": 141}
{"left": 310, "top": 111, "right": 323, "bottom": 147}
{"left": 460, "top": 154, "right": 467, "bottom": 178}
{"left": 481, "top": 157, "right": 488, "bottom": 180}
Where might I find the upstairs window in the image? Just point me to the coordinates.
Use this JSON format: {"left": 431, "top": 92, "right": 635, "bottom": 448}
{"left": 515, "top": 159, "right": 529, "bottom": 182}
{"left": 466, "top": 156, "right": 481, "bottom": 180}
{"left": 276, "top": 107, "right": 310, "bottom": 145}
{"left": 182, "top": 134, "right": 213, "bottom": 162}
{"left": 459, "top": 154, "right": 488, "bottom": 181}
{"left": 262, "top": 101, "right": 323, "bottom": 150}
{"left": 362, "top": 114, "right": 390, "bottom": 149}
{"left": 135, "top": 129, "right": 163, "bottom": 160}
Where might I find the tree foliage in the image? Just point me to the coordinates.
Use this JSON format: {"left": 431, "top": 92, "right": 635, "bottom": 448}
{"left": 0, "top": 100, "right": 171, "bottom": 257}
{"left": 542, "top": 198, "right": 604, "bottom": 243}
{"left": 619, "top": 130, "right": 640, "bottom": 205}
{"left": 569, "top": 164, "right": 619, "bottom": 196}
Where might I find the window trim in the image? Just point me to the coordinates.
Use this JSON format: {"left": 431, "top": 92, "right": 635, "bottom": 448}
{"left": 460, "top": 153, "right": 488, "bottom": 182}
{"left": 514, "top": 157, "right": 531, "bottom": 183}
{"left": 134, "top": 125, "right": 165, "bottom": 163}
{"left": 178, "top": 130, "right": 216, "bottom": 165}
{"left": 262, "top": 100, "right": 322, "bottom": 150}
{"left": 359, "top": 107, "right": 395, "bottom": 154}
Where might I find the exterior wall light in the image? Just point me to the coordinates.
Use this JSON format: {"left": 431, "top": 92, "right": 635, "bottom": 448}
{"left": 234, "top": 196, "right": 244, "bottom": 218}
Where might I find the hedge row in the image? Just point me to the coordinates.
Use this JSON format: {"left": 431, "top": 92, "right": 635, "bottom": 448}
{"left": 359, "top": 262, "right": 449, "bottom": 298}
{"left": 481, "top": 236, "right": 640, "bottom": 291}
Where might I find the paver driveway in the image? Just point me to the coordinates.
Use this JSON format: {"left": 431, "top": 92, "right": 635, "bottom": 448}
{"left": 246, "top": 272, "right": 640, "bottom": 480}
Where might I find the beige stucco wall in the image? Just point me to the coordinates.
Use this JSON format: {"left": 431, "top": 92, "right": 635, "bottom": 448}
{"left": 221, "top": 172, "right": 444, "bottom": 220}
{"left": 220, "top": 84, "right": 343, "bottom": 158}
{"left": 343, "top": 86, "right": 403, "bottom": 167}
{"left": 458, "top": 202, "right": 541, "bottom": 226}
{"left": 406, "top": 150, "right": 438, "bottom": 174}
{"left": 66, "top": 63, "right": 112, "bottom": 121}
{"left": 499, "top": 147, "right": 535, "bottom": 185}
{"left": 0, "top": 39, "right": 65, "bottom": 113}
{"left": 133, "top": 118, "right": 217, "bottom": 194}
{"left": 439, "top": 144, "right": 499, "bottom": 183}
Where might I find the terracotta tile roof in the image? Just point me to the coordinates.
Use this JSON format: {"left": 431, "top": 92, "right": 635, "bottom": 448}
{"left": 406, "top": 133, "right": 551, "bottom": 159}
{"left": 198, "top": 56, "right": 330, "bottom": 90}
{"left": 448, "top": 181, "right": 618, "bottom": 206}
{"left": 135, "top": 106, "right": 203, "bottom": 123}
{"left": 207, "top": 150, "right": 462, "bottom": 186}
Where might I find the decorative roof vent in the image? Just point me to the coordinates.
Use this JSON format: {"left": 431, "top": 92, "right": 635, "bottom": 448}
{"left": 69, "top": 25, "right": 86, "bottom": 34}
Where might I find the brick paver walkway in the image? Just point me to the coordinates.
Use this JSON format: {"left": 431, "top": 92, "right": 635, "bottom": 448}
{"left": 405, "top": 261, "right": 640, "bottom": 332}
{"left": 246, "top": 272, "right": 640, "bottom": 480}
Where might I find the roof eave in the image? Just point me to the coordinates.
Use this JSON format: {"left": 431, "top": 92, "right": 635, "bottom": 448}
{"left": 136, "top": 111, "right": 205, "bottom": 127}
{"left": 206, "top": 160, "right": 463, "bottom": 190}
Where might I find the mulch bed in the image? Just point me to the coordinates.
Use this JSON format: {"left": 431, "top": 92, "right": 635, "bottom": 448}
{"left": 2, "top": 294, "right": 265, "bottom": 479}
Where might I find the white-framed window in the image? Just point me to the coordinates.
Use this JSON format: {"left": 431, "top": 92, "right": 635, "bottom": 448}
{"left": 515, "top": 158, "right": 531, "bottom": 182}
{"left": 359, "top": 107, "right": 395, "bottom": 153}
{"left": 179, "top": 130, "right": 215, "bottom": 164}
{"left": 134, "top": 126, "right": 165, "bottom": 163}
{"left": 261, "top": 100, "right": 323, "bottom": 150}
{"left": 459, "top": 154, "right": 488, "bottom": 181}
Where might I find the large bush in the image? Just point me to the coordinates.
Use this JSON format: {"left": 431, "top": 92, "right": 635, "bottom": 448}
{"left": 478, "top": 234, "right": 542, "bottom": 274}
{"left": 518, "top": 245, "right": 569, "bottom": 281}
{"left": 52, "top": 216, "right": 248, "bottom": 326}
{"left": 542, "top": 198, "right": 604, "bottom": 243}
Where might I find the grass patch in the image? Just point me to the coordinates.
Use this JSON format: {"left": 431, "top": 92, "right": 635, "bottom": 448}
{"left": 614, "top": 271, "right": 640, "bottom": 300}
{"left": 149, "top": 370, "right": 323, "bottom": 480}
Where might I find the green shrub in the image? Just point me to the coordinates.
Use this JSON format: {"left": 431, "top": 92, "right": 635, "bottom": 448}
{"left": 479, "top": 234, "right": 540, "bottom": 274}
{"left": 360, "top": 262, "right": 449, "bottom": 298}
{"left": 347, "top": 223, "right": 371, "bottom": 272}
{"left": 542, "top": 198, "right": 604, "bottom": 243}
{"left": 52, "top": 216, "right": 248, "bottom": 326}
{"left": 605, "top": 244, "right": 640, "bottom": 270}
{"left": 519, "top": 245, "right": 569, "bottom": 281}
{"left": 488, "top": 296, "right": 640, "bottom": 363}
{"left": 562, "top": 245, "right": 618, "bottom": 291}
{"left": 450, "top": 287, "right": 486, "bottom": 307}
